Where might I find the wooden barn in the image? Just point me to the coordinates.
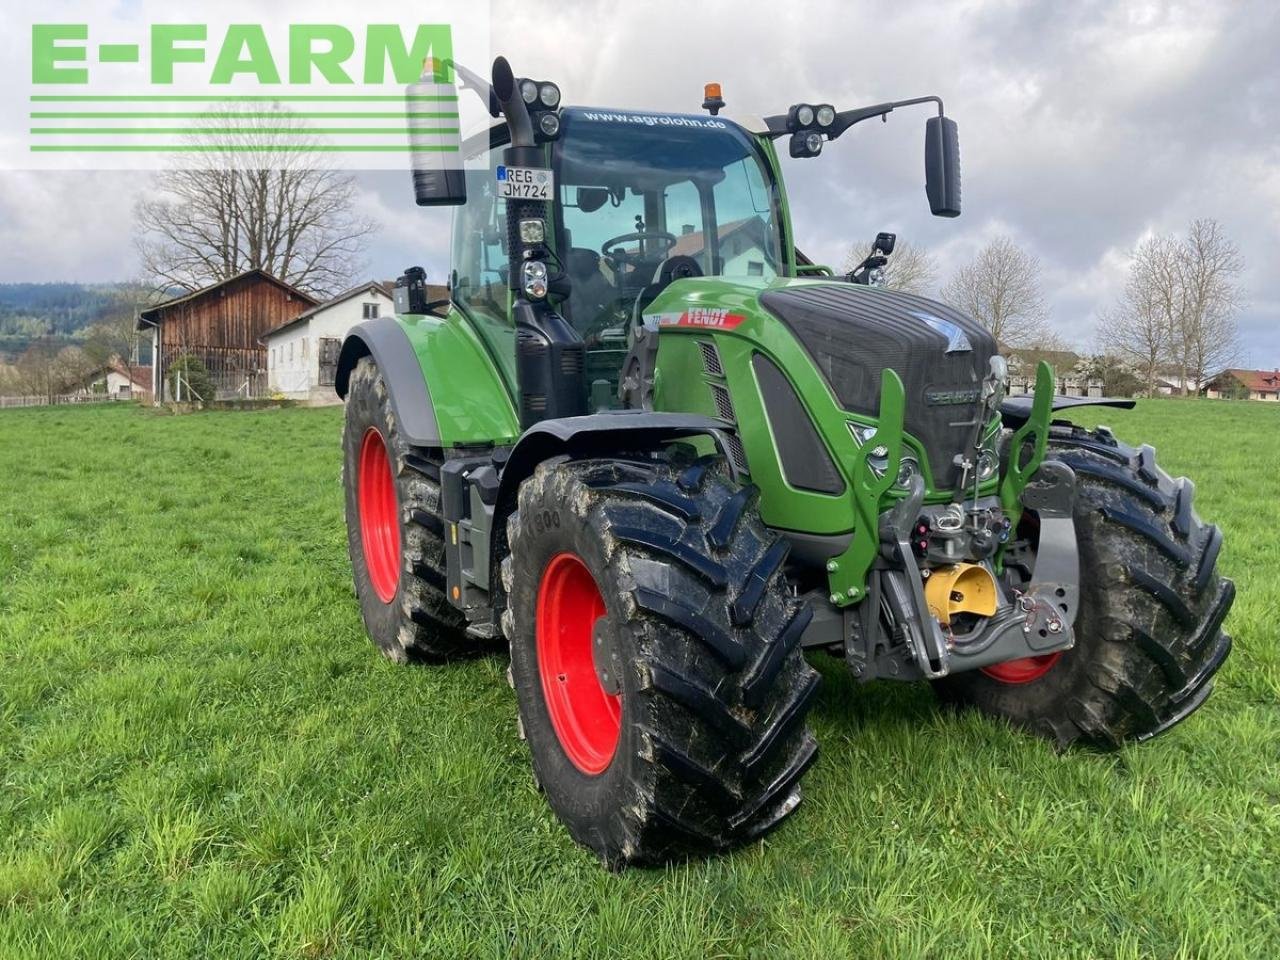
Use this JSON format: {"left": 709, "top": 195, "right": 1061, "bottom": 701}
{"left": 138, "top": 270, "right": 319, "bottom": 402}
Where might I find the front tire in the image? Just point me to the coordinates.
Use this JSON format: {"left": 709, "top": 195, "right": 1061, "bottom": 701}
{"left": 342, "top": 356, "right": 469, "bottom": 662}
{"left": 501, "top": 456, "right": 820, "bottom": 867}
{"left": 936, "top": 424, "right": 1234, "bottom": 747}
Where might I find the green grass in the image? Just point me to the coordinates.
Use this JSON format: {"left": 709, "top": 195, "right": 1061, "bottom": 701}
{"left": 0, "top": 399, "right": 1277, "bottom": 958}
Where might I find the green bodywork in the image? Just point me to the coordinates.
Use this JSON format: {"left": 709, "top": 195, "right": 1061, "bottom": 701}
{"left": 394, "top": 310, "right": 520, "bottom": 448}
{"left": 387, "top": 121, "right": 1058, "bottom": 602}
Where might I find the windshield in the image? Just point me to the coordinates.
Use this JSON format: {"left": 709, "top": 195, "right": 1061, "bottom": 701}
{"left": 553, "top": 108, "right": 785, "bottom": 341}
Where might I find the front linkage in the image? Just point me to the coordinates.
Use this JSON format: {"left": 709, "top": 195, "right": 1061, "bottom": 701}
{"left": 811, "top": 360, "right": 1079, "bottom": 683}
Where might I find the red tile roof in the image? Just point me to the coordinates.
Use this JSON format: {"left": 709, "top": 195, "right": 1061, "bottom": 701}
{"left": 1212, "top": 368, "right": 1280, "bottom": 394}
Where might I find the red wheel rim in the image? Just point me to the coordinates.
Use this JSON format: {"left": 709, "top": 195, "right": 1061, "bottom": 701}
{"left": 357, "top": 428, "right": 401, "bottom": 604}
{"left": 536, "top": 553, "right": 621, "bottom": 775}
{"left": 982, "top": 652, "right": 1062, "bottom": 684}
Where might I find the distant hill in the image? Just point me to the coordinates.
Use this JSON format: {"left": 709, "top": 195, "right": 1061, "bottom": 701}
{"left": 0, "top": 282, "right": 145, "bottom": 358}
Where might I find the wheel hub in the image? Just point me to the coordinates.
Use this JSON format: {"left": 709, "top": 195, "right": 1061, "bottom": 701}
{"left": 357, "top": 427, "right": 401, "bottom": 603}
{"left": 536, "top": 552, "right": 622, "bottom": 775}
{"left": 981, "top": 651, "right": 1061, "bottom": 684}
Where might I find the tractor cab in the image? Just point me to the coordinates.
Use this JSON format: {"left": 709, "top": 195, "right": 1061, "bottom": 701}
{"left": 450, "top": 106, "right": 789, "bottom": 404}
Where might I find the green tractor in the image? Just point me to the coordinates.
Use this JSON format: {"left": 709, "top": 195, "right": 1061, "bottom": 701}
{"left": 336, "top": 57, "right": 1234, "bottom": 867}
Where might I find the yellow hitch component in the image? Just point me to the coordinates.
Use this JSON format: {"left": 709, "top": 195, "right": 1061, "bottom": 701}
{"left": 924, "top": 563, "right": 999, "bottom": 626}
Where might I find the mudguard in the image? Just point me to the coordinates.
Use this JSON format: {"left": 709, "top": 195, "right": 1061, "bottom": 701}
{"left": 495, "top": 410, "right": 739, "bottom": 511}
{"left": 1000, "top": 394, "right": 1135, "bottom": 425}
{"left": 336, "top": 313, "right": 519, "bottom": 449}
{"left": 336, "top": 318, "right": 441, "bottom": 447}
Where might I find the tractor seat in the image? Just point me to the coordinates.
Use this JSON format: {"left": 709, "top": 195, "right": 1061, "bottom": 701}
{"left": 631, "top": 255, "right": 705, "bottom": 326}
{"left": 565, "top": 248, "right": 617, "bottom": 336}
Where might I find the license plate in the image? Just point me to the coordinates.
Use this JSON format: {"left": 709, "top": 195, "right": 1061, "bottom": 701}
{"left": 496, "top": 165, "right": 554, "bottom": 200}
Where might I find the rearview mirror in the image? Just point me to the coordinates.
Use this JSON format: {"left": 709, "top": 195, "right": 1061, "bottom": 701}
{"left": 924, "top": 115, "right": 961, "bottom": 218}
{"left": 411, "top": 162, "right": 467, "bottom": 207}
{"left": 409, "top": 64, "right": 466, "bottom": 206}
{"left": 576, "top": 187, "right": 609, "bottom": 213}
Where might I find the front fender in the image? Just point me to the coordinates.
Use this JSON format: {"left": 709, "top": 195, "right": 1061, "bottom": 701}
{"left": 336, "top": 312, "right": 519, "bottom": 449}
{"left": 495, "top": 411, "right": 739, "bottom": 515}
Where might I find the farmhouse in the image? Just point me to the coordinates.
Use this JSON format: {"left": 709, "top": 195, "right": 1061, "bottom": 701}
{"left": 1003, "top": 347, "right": 1103, "bottom": 398}
{"left": 138, "top": 270, "right": 318, "bottom": 402}
{"left": 72, "top": 359, "right": 152, "bottom": 402}
{"left": 261, "top": 281, "right": 396, "bottom": 404}
{"left": 1203, "top": 368, "right": 1280, "bottom": 401}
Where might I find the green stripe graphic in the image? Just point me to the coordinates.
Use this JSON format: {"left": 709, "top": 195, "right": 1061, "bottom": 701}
{"left": 31, "top": 128, "right": 458, "bottom": 136}
{"left": 30, "top": 95, "right": 458, "bottom": 102}
{"left": 31, "top": 112, "right": 457, "bottom": 120}
{"left": 30, "top": 144, "right": 458, "bottom": 153}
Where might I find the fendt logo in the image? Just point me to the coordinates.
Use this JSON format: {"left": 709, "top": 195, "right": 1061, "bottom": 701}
{"left": 31, "top": 24, "right": 453, "bottom": 87}
{"left": 6, "top": 4, "right": 491, "bottom": 172}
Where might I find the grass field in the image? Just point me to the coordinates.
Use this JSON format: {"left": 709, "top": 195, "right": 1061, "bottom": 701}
{"left": 1, "top": 399, "right": 1277, "bottom": 958}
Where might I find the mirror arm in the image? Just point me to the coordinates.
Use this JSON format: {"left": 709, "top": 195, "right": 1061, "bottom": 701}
{"left": 761, "top": 95, "right": 946, "bottom": 140}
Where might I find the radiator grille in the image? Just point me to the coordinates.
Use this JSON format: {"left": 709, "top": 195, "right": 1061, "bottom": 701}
{"left": 698, "top": 340, "right": 724, "bottom": 377}
{"left": 710, "top": 383, "right": 735, "bottom": 422}
{"left": 725, "top": 433, "right": 749, "bottom": 474}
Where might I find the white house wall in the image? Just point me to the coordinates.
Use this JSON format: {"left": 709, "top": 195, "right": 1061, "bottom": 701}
{"left": 266, "top": 290, "right": 394, "bottom": 402}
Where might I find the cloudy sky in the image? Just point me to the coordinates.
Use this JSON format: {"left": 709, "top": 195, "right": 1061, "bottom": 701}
{"left": 3, "top": 0, "right": 1278, "bottom": 367}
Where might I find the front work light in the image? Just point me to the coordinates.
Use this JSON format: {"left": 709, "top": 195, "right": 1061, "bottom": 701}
{"left": 816, "top": 104, "right": 836, "bottom": 127}
{"left": 539, "top": 83, "right": 561, "bottom": 108}
{"left": 538, "top": 112, "right": 561, "bottom": 137}
{"left": 520, "top": 79, "right": 539, "bottom": 104}
{"left": 519, "top": 218, "right": 546, "bottom": 244}
{"left": 796, "top": 104, "right": 815, "bottom": 127}
{"left": 789, "top": 130, "right": 823, "bottom": 157}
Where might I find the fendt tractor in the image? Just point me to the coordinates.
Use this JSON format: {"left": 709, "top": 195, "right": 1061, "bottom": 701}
{"left": 335, "top": 57, "right": 1234, "bottom": 866}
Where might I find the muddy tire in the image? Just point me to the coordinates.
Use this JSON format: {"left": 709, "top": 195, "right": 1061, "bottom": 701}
{"left": 342, "top": 356, "right": 469, "bottom": 662}
{"left": 935, "top": 423, "right": 1234, "bottom": 748}
{"left": 501, "top": 455, "right": 820, "bottom": 867}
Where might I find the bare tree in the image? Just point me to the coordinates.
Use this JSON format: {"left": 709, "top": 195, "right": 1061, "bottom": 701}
{"left": 13, "top": 338, "right": 60, "bottom": 402}
{"left": 1099, "top": 220, "right": 1242, "bottom": 396}
{"left": 11, "top": 339, "right": 94, "bottom": 402}
{"left": 81, "top": 283, "right": 160, "bottom": 384}
{"left": 1175, "top": 219, "right": 1242, "bottom": 393}
{"left": 1097, "top": 235, "right": 1175, "bottom": 396}
{"left": 843, "top": 239, "right": 939, "bottom": 295}
{"left": 134, "top": 107, "right": 378, "bottom": 298}
{"left": 942, "top": 235, "right": 1050, "bottom": 346}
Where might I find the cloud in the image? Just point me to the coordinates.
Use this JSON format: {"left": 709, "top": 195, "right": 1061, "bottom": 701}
{"left": 2, "top": 0, "right": 1277, "bottom": 367}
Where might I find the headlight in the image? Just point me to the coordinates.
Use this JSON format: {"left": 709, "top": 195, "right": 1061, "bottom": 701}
{"left": 522, "top": 260, "right": 548, "bottom": 299}
{"left": 976, "top": 449, "right": 999, "bottom": 481}
{"left": 538, "top": 112, "right": 561, "bottom": 137}
{"left": 850, "top": 423, "right": 919, "bottom": 489}
{"left": 896, "top": 456, "right": 920, "bottom": 488}
{"left": 520, "top": 79, "right": 539, "bottom": 104}
{"left": 796, "top": 104, "right": 815, "bottom": 126}
{"left": 804, "top": 132, "right": 823, "bottom": 155}
{"left": 816, "top": 104, "right": 836, "bottom": 127}
{"left": 539, "top": 83, "right": 560, "bottom": 108}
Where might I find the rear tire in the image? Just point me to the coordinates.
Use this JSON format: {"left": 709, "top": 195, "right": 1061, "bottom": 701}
{"left": 936, "top": 424, "right": 1234, "bottom": 748}
{"left": 501, "top": 455, "right": 820, "bottom": 867}
{"left": 342, "top": 356, "right": 469, "bottom": 662}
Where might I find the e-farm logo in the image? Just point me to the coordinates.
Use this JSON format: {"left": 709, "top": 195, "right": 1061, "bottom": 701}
{"left": 22, "top": 18, "right": 469, "bottom": 165}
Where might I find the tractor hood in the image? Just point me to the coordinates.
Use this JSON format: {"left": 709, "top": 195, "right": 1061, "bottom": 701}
{"left": 756, "top": 283, "right": 997, "bottom": 490}
{"left": 645, "top": 276, "right": 998, "bottom": 493}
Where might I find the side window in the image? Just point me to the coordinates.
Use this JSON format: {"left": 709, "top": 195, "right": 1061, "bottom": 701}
{"left": 452, "top": 164, "right": 509, "bottom": 324}
{"left": 662, "top": 179, "right": 706, "bottom": 272}
{"left": 713, "top": 158, "right": 781, "bottom": 280}
{"left": 450, "top": 146, "right": 519, "bottom": 394}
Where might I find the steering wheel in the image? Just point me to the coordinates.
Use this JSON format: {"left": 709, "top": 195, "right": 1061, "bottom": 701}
{"left": 600, "top": 230, "right": 678, "bottom": 266}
